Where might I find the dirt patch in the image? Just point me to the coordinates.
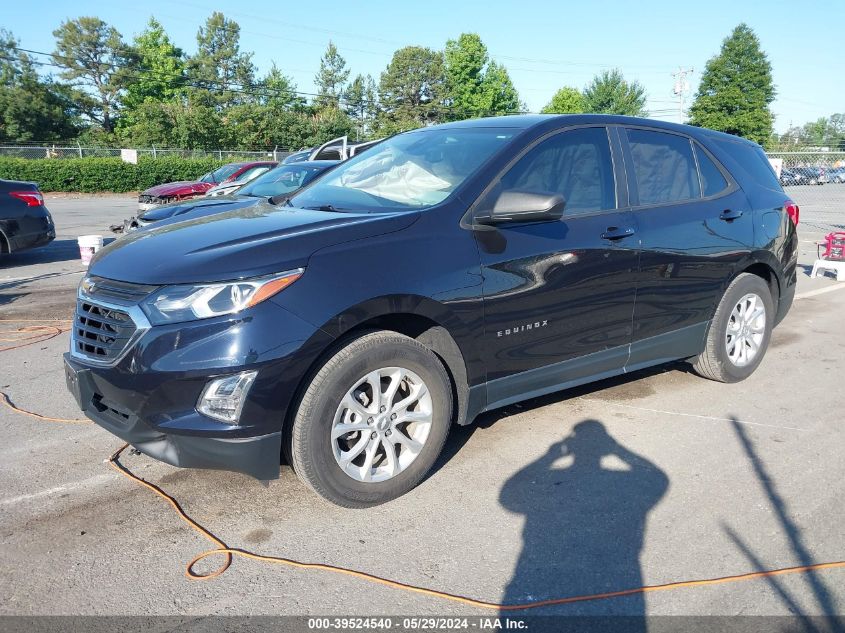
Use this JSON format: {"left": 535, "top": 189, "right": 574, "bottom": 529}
{"left": 596, "top": 378, "right": 657, "bottom": 401}
{"left": 158, "top": 470, "right": 192, "bottom": 485}
{"left": 770, "top": 329, "right": 802, "bottom": 348}
{"left": 243, "top": 528, "right": 273, "bottom": 544}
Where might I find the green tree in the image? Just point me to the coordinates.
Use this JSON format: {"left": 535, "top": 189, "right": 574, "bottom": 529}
{"left": 777, "top": 114, "right": 845, "bottom": 150}
{"left": 688, "top": 24, "right": 775, "bottom": 146}
{"left": 444, "top": 33, "right": 488, "bottom": 118}
{"left": 122, "top": 18, "right": 184, "bottom": 111}
{"left": 444, "top": 33, "right": 522, "bottom": 119}
{"left": 314, "top": 41, "right": 350, "bottom": 108}
{"left": 258, "top": 64, "right": 304, "bottom": 110}
{"left": 0, "top": 30, "right": 79, "bottom": 141}
{"left": 344, "top": 74, "right": 378, "bottom": 139}
{"left": 582, "top": 69, "right": 647, "bottom": 116}
{"left": 376, "top": 46, "right": 446, "bottom": 134}
{"left": 541, "top": 86, "right": 586, "bottom": 114}
{"left": 482, "top": 61, "right": 522, "bottom": 116}
{"left": 187, "top": 12, "right": 255, "bottom": 109}
{"left": 52, "top": 17, "right": 136, "bottom": 133}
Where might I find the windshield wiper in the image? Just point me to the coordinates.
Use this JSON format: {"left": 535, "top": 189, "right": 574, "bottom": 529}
{"left": 304, "top": 204, "right": 344, "bottom": 212}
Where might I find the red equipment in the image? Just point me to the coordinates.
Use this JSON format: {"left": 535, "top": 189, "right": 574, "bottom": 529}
{"left": 818, "top": 232, "right": 845, "bottom": 261}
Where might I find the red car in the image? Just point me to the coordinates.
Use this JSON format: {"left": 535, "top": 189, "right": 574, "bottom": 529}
{"left": 137, "top": 161, "right": 277, "bottom": 210}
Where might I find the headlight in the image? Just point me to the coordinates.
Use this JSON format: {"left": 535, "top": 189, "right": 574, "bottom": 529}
{"left": 141, "top": 269, "right": 303, "bottom": 324}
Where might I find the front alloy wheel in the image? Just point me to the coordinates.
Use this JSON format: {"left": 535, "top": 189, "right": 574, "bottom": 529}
{"left": 290, "top": 331, "right": 452, "bottom": 508}
{"left": 332, "top": 367, "right": 433, "bottom": 483}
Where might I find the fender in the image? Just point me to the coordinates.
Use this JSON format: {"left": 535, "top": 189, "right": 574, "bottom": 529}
{"left": 313, "top": 293, "right": 485, "bottom": 390}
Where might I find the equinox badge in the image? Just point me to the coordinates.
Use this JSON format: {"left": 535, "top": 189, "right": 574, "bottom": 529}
{"left": 497, "top": 320, "right": 549, "bottom": 337}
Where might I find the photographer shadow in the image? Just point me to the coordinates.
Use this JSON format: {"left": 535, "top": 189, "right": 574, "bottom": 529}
{"left": 499, "top": 419, "right": 668, "bottom": 626}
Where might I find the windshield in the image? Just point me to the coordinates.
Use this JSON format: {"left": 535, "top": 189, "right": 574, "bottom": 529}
{"left": 201, "top": 163, "right": 243, "bottom": 184}
{"left": 238, "top": 164, "right": 334, "bottom": 198}
{"left": 289, "top": 128, "right": 516, "bottom": 212}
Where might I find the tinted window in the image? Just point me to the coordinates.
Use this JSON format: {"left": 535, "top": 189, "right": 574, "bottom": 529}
{"left": 694, "top": 144, "right": 729, "bottom": 196}
{"left": 500, "top": 127, "right": 616, "bottom": 215}
{"left": 714, "top": 139, "right": 781, "bottom": 191}
{"left": 627, "top": 129, "right": 700, "bottom": 205}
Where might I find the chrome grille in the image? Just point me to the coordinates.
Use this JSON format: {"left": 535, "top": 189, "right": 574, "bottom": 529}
{"left": 71, "top": 277, "right": 155, "bottom": 364}
{"left": 73, "top": 301, "right": 137, "bottom": 361}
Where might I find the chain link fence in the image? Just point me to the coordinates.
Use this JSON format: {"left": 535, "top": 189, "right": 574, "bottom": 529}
{"left": 769, "top": 152, "right": 845, "bottom": 238}
{"left": 0, "top": 143, "right": 291, "bottom": 161}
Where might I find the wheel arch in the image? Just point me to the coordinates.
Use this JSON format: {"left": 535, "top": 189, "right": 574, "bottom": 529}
{"left": 734, "top": 255, "right": 782, "bottom": 312}
{"left": 0, "top": 227, "right": 9, "bottom": 254}
{"left": 282, "top": 295, "right": 478, "bottom": 464}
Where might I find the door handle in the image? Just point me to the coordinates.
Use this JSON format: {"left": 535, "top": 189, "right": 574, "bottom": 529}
{"left": 719, "top": 208, "right": 743, "bottom": 221}
{"left": 601, "top": 226, "right": 636, "bottom": 240}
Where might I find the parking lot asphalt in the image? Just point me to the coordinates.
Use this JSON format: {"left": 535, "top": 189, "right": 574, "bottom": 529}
{"left": 1, "top": 192, "right": 844, "bottom": 620}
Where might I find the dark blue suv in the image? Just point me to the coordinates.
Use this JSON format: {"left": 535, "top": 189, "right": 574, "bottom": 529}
{"left": 63, "top": 115, "right": 798, "bottom": 507}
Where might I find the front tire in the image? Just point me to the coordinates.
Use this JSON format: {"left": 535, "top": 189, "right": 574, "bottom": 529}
{"left": 692, "top": 273, "right": 774, "bottom": 383}
{"left": 290, "top": 331, "right": 453, "bottom": 508}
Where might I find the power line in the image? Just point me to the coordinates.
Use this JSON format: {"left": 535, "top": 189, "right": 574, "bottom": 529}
{"left": 152, "top": 0, "right": 684, "bottom": 74}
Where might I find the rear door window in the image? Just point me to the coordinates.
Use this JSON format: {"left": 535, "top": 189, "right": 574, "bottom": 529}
{"left": 499, "top": 126, "right": 616, "bottom": 215}
{"left": 694, "top": 144, "right": 729, "bottom": 197}
{"left": 626, "top": 129, "right": 701, "bottom": 205}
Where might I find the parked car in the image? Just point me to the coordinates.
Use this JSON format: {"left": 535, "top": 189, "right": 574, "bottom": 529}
{"left": 827, "top": 167, "right": 845, "bottom": 183}
{"left": 282, "top": 137, "right": 383, "bottom": 164}
{"left": 121, "top": 161, "right": 338, "bottom": 231}
{"left": 792, "top": 166, "right": 828, "bottom": 185}
{"left": 137, "top": 161, "right": 278, "bottom": 210}
{"left": 205, "top": 164, "right": 276, "bottom": 197}
{"left": 64, "top": 115, "right": 798, "bottom": 507}
{"left": 779, "top": 167, "right": 806, "bottom": 187}
{"left": 282, "top": 149, "right": 313, "bottom": 164}
{"left": 0, "top": 179, "right": 55, "bottom": 255}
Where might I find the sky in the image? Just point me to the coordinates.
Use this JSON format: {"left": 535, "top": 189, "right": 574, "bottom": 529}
{"left": 4, "top": 0, "right": 842, "bottom": 133}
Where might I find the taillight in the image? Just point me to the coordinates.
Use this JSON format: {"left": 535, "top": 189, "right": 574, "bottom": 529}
{"left": 785, "top": 201, "right": 799, "bottom": 226}
{"left": 9, "top": 191, "right": 44, "bottom": 207}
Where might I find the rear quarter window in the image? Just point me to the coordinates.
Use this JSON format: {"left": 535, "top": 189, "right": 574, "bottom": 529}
{"left": 693, "top": 144, "right": 729, "bottom": 197}
{"left": 712, "top": 139, "right": 781, "bottom": 192}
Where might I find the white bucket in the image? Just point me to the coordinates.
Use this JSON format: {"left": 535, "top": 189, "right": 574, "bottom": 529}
{"left": 77, "top": 235, "right": 103, "bottom": 265}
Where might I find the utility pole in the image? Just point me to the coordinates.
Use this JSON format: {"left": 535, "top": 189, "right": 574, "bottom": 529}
{"left": 672, "top": 67, "right": 694, "bottom": 124}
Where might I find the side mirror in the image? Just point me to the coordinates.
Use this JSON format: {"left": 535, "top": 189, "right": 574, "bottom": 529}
{"left": 475, "top": 189, "right": 566, "bottom": 225}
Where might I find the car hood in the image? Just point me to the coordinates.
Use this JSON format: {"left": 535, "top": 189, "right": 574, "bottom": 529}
{"left": 138, "top": 195, "right": 253, "bottom": 221}
{"left": 90, "top": 201, "right": 420, "bottom": 285}
{"left": 142, "top": 181, "right": 212, "bottom": 197}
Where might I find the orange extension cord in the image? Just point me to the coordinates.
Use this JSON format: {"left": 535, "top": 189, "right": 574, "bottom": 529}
{"left": 0, "top": 318, "right": 72, "bottom": 353}
{"left": 3, "top": 380, "right": 845, "bottom": 610}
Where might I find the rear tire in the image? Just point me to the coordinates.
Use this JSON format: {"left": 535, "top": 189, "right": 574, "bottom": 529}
{"left": 290, "top": 330, "right": 452, "bottom": 508}
{"left": 692, "top": 273, "right": 774, "bottom": 383}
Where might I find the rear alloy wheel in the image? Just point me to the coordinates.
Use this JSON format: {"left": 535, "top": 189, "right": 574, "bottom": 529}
{"left": 724, "top": 293, "right": 767, "bottom": 367}
{"left": 290, "top": 331, "right": 452, "bottom": 507}
{"left": 693, "top": 273, "right": 774, "bottom": 383}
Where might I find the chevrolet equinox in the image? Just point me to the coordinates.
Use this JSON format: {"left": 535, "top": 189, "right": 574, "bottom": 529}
{"left": 64, "top": 115, "right": 798, "bottom": 507}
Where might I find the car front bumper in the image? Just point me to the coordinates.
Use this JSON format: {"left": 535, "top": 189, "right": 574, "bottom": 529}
{"left": 64, "top": 354, "right": 282, "bottom": 479}
{"left": 63, "top": 298, "right": 333, "bottom": 480}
